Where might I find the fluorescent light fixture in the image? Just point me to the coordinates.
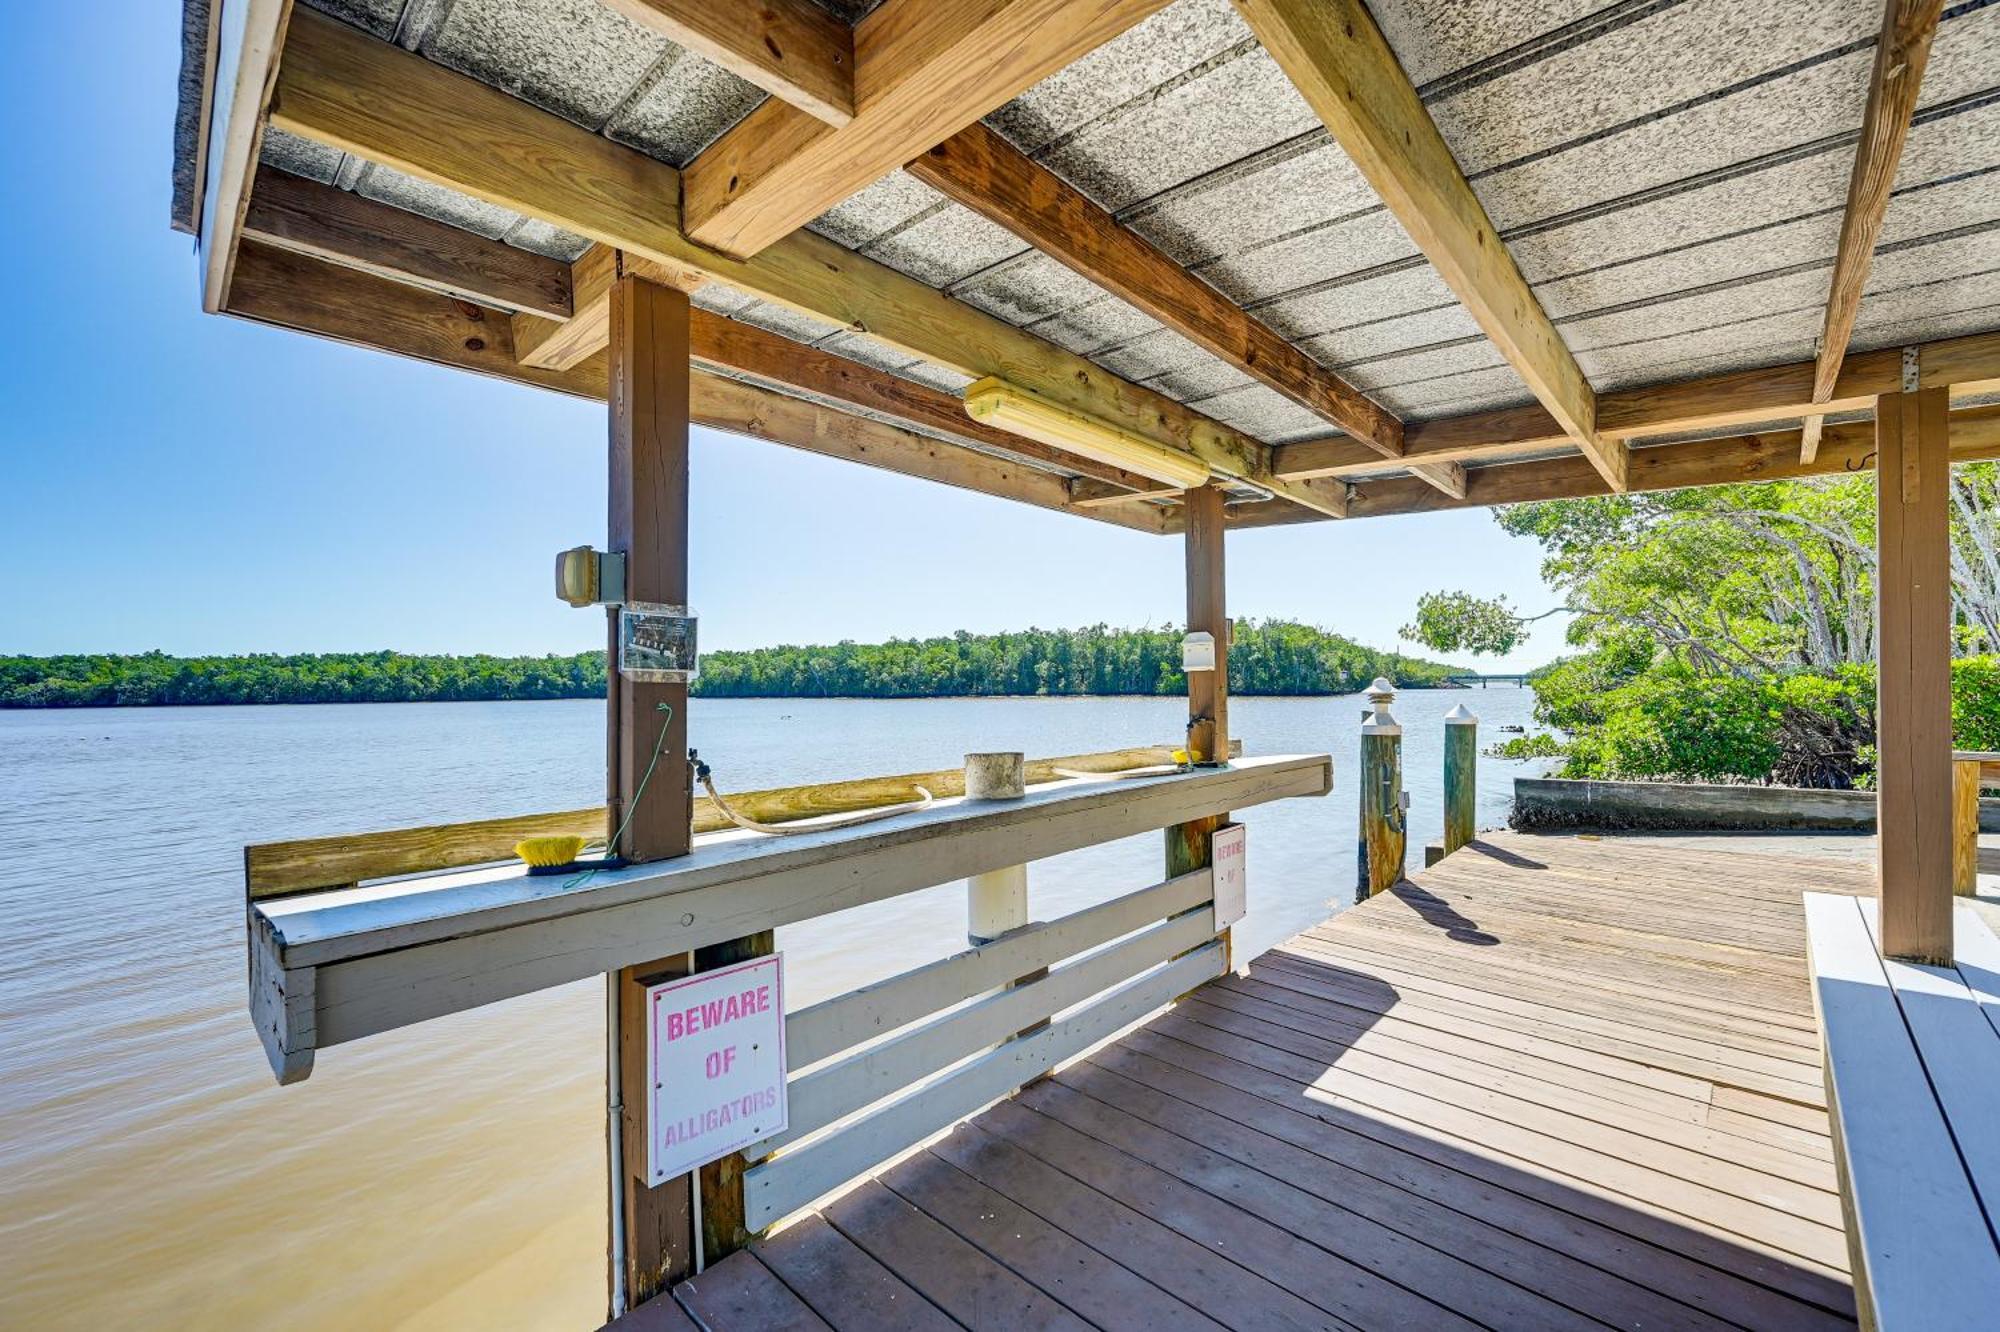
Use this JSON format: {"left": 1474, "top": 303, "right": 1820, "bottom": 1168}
{"left": 962, "top": 377, "right": 1212, "bottom": 490}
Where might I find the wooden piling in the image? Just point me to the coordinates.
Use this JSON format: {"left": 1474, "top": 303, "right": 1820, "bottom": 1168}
{"left": 1170, "top": 485, "right": 1229, "bottom": 945}
{"left": 1444, "top": 703, "right": 1477, "bottom": 856}
{"left": 1357, "top": 678, "right": 1405, "bottom": 900}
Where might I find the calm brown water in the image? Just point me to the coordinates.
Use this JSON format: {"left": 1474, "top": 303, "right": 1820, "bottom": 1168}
{"left": 0, "top": 691, "right": 1543, "bottom": 1329}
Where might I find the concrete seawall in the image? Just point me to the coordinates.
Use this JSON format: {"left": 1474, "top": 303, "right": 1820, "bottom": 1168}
{"left": 1512, "top": 776, "right": 2000, "bottom": 833}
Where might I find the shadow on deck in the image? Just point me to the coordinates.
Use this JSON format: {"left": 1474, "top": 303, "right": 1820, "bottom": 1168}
{"left": 641, "top": 832, "right": 1867, "bottom": 1330}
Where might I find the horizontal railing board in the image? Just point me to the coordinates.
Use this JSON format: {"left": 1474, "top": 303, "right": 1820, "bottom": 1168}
{"left": 756, "top": 908, "right": 1218, "bottom": 1157}
{"left": 743, "top": 940, "right": 1225, "bottom": 1231}
{"left": 786, "top": 869, "right": 1214, "bottom": 1070}
{"left": 250, "top": 756, "right": 1327, "bottom": 1078}
{"left": 244, "top": 745, "right": 1189, "bottom": 897}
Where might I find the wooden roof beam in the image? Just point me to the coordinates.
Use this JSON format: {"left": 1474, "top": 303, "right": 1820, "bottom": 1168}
{"left": 224, "top": 239, "right": 1170, "bottom": 534}
{"left": 1800, "top": 0, "right": 1944, "bottom": 463}
{"left": 1273, "top": 331, "right": 2000, "bottom": 479}
{"left": 1234, "top": 0, "right": 1627, "bottom": 492}
{"left": 1229, "top": 405, "right": 2000, "bottom": 529}
{"left": 242, "top": 165, "right": 574, "bottom": 319}
{"left": 268, "top": 9, "right": 1341, "bottom": 520}
{"left": 598, "top": 0, "right": 855, "bottom": 127}
{"left": 680, "top": 0, "right": 1170, "bottom": 258}
{"left": 906, "top": 123, "right": 1407, "bottom": 463}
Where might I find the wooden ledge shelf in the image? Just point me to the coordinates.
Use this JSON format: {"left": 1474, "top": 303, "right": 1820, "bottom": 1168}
{"left": 248, "top": 754, "right": 1331, "bottom": 1083}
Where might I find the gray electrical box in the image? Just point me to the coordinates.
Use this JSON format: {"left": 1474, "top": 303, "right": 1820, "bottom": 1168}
{"left": 618, "top": 602, "right": 698, "bottom": 683}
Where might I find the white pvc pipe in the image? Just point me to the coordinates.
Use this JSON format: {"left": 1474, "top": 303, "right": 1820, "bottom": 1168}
{"left": 605, "top": 974, "right": 627, "bottom": 1319}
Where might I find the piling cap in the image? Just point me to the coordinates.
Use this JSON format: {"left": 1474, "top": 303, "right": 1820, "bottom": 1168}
{"left": 1366, "top": 677, "right": 1395, "bottom": 704}
{"left": 1444, "top": 703, "right": 1478, "bottom": 725}
{"left": 1362, "top": 679, "right": 1400, "bottom": 735}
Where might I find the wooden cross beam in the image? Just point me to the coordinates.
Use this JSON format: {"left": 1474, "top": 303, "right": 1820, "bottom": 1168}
{"left": 1799, "top": 0, "right": 1944, "bottom": 463}
{"left": 1233, "top": 0, "right": 1629, "bottom": 492}
{"left": 267, "top": 9, "right": 1342, "bottom": 520}
{"left": 223, "top": 240, "right": 1173, "bottom": 533}
{"left": 679, "top": 0, "right": 1171, "bottom": 258}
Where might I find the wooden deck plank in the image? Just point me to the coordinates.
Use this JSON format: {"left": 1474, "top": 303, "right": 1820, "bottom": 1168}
{"left": 819, "top": 1177, "right": 1092, "bottom": 1331}
{"left": 877, "top": 1149, "right": 1227, "bottom": 1332}
{"left": 750, "top": 1214, "right": 958, "bottom": 1331}
{"left": 672, "top": 833, "right": 1863, "bottom": 1328}
{"left": 931, "top": 1121, "right": 1359, "bottom": 1332}
{"left": 1010, "top": 1078, "right": 1611, "bottom": 1331}
{"left": 1062, "top": 1052, "right": 1842, "bottom": 1332}
{"left": 672, "top": 1251, "right": 832, "bottom": 1331}
{"left": 975, "top": 1096, "right": 1489, "bottom": 1331}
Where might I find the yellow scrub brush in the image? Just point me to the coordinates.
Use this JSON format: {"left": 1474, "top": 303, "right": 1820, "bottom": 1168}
{"left": 515, "top": 835, "right": 596, "bottom": 876}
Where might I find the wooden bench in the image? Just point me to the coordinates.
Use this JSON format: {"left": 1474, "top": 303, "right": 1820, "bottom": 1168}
{"left": 1803, "top": 892, "right": 2000, "bottom": 1328}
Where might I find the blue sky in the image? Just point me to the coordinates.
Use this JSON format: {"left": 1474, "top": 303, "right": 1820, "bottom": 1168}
{"left": 0, "top": 2, "right": 1567, "bottom": 671}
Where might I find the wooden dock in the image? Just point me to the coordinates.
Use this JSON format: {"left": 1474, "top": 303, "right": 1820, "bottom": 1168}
{"left": 643, "top": 832, "right": 1867, "bottom": 1331}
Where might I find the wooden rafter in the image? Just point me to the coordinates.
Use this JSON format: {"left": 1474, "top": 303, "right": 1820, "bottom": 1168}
{"left": 598, "top": 0, "right": 855, "bottom": 127}
{"left": 1799, "top": 0, "right": 1944, "bottom": 463}
{"left": 1272, "top": 331, "right": 2000, "bottom": 479}
{"left": 1233, "top": 0, "right": 1628, "bottom": 492}
{"left": 243, "top": 166, "right": 574, "bottom": 319}
{"left": 224, "top": 239, "right": 1171, "bottom": 533}
{"left": 680, "top": 0, "right": 1170, "bottom": 258}
{"left": 907, "top": 123, "right": 1402, "bottom": 457}
{"left": 268, "top": 9, "right": 1345, "bottom": 519}
{"left": 1233, "top": 406, "right": 2000, "bottom": 528}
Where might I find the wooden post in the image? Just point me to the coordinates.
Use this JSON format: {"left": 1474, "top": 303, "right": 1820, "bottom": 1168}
{"left": 964, "top": 752, "right": 1029, "bottom": 945}
{"left": 604, "top": 273, "right": 698, "bottom": 1314}
{"left": 1358, "top": 678, "right": 1405, "bottom": 900}
{"left": 1169, "top": 485, "right": 1229, "bottom": 926}
{"left": 1876, "top": 383, "right": 1954, "bottom": 963}
{"left": 1444, "top": 703, "right": 1478, "bottom": 856}
{"left": 1183, "top": 484, "right": 1229, "bottom": 767}
{"left": 1954, "top": 755, "right": 1980, "bottom": 896}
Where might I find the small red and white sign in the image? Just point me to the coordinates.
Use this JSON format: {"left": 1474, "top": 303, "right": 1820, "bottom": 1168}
{"left": 1213, "top": 823, "right": 1247, "bottom": 928}
{"left": 645, "top": 953, "right": 788, "bottom": 1186}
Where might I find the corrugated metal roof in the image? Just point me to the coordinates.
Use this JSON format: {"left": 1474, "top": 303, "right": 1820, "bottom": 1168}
{"left": 173, "top": 0, "right": 2000, "bottom": 469}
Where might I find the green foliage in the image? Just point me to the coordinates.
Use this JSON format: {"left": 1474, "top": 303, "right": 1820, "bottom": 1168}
{"left": 1952, "top": 654, "right": 2000, "bottom": 752}
{"left": 1561, "top": 671, "right": 1782, "bottom": 783}
{"left": 694, "top": 620, "right": 1462, "bottom": 698}
{"left": 1401, "top": 591, "right": 1527, "bottom": 657}
{"left": 1485, "top": 732, "right": 1565, "bottom": 760}
{"left": 0, "top": 623, "right": 1464, "bottom": 708}
{"left": 0, "top": 650, "right": 606, "bottom": 708}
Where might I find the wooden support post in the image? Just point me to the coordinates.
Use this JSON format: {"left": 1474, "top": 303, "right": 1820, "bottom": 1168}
{"left": 604, "top": 274, "right": 698, "bottom": 1314}
{"left": 1954, "top": 755, "right": 1981, "bottom": 896}
{"left": 1444, "top": 703, "right": 1478, "bottom": 856}
{"left": 1169, "top": 484, "right": 1230, "bottom": 934}
{"left": 1358, "top": 678, "right": 1406, "bottom": 901}
{"left": 1183, "top": 484, "right": 1229, "bottom": 767}
{"left": 1876, "top": 384, "right": 1954, "bottom": 963}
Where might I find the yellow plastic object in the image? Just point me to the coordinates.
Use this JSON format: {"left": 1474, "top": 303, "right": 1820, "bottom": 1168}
{"left": 515, "top": 835, "right": 588, "bottom": 867}
{"left": 962, "top": 377, "right": 1211, "bottom": 489}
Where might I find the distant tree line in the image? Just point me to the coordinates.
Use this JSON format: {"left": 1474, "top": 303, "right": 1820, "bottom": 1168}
{"left": 0, "top": 623, "right": 1461, "bottom": 709}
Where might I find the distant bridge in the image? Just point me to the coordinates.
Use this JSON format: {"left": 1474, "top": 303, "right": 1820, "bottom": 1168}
{"left": 1443, "top": 673, "right": 1529, "bottom": 688}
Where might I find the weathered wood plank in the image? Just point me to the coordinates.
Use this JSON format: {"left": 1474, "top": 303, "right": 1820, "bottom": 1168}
{"left": 748, "top": 1213, "right": 955, "bottom": 1331}
{"left": 670, "top": 1250, "right": 830, "bottom": 1330}
{"left": 244, "top": 745, "right": 1190, "bottom": 896}
{"left": 742, "top": 941, "right": 1224, "bottom": 1229}
{"left": 199, "top": 0, "right": 290, "bottom": 312}
{"left": 756, "top": 910, "right": 1218, "bottom": 1156}
{"left": 786, "top": 868, "right": 1214, "bottom": 1068}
